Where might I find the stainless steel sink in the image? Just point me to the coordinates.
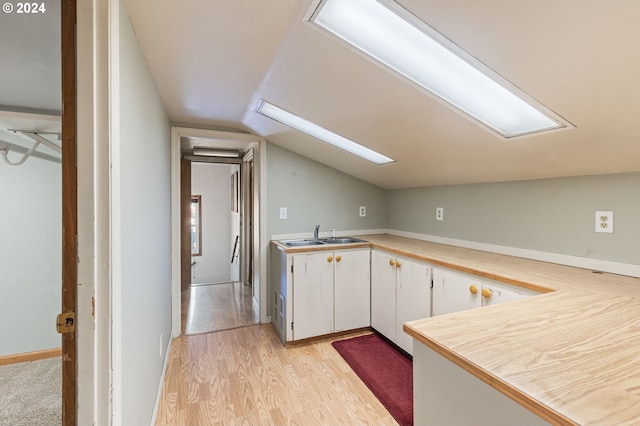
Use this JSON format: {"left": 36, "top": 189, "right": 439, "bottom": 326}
{"left": 321, "top": 237, "right": 367, "bottom": 244}
{"left": 282, "top": 239, "right": 326, "bottom": 247}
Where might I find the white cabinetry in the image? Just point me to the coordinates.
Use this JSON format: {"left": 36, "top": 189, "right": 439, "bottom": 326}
{"left": 274, "top": 247, "right": 371, "bottom": 342}
{"left": 433, "top": 267, "right": 537, "bottom": 316}
{"left": 432, "top": 268, "right": 482, "bottom": 316}
{"left": 481, "top": 282, "right": 530, "bottom": 307}
{"left": 371, "top": 250, "right": 431, "bottom": 355}
{"left": 292, "top": 251, "right": 335, "bottom": 340}
{"left": 334, "top": 249, "right": 371, "bottom": 332}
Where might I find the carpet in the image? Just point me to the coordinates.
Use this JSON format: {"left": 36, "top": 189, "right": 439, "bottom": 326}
{"left": 0, "top": 357, "right": 61, "bottom": 425}
{"left": 332, "top": 333, "right": 413, "bottom": 426}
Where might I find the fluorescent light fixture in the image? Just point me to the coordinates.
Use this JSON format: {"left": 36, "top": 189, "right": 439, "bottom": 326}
{"left": 257, "top": 100, "right": 394, "bottom": 165}
{"left": 192, "top": 148, "right": 239, "bottom": 158}
{"left": 308, "top": 0, "right": 572, "bottom": 139}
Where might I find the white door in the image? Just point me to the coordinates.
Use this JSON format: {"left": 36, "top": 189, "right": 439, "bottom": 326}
{"left": 396, "top": 257, "right": 431, "bottom": 355}
{"left": 292, "top": 252, "right": 334, "bottom": 340}
{"left": 334, "top": 249, "right": 371, "bottom": 332}
{"left": 371, "top": 250, "right": 398, "bottom": 341}
{"left": 432, "top": 268, "right": 481, "bottom": 316}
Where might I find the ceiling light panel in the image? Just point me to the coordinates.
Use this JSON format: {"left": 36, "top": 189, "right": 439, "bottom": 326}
{"left": 308, "top": 0, "right": 573, "bottom": 139}
{"left": 257, "top": 101, "right": 394, "bottom": 165}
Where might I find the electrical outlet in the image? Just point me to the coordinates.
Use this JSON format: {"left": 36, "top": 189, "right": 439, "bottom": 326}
{"left": 279, "top": 207, "right": 287, "bottom": 220}
{"left": 436, "top": 207, "right": 444, "bottom": 221}
{"left": 359, "top": 206, "right": 366, "bottom": 217}
{"left": 595, "top": 211, "right": 613, "bottom": 234}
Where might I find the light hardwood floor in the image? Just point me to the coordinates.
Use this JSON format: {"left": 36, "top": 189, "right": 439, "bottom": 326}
{"left": 156, "top": 325, "right": 398, "bottom": 425}
{"left": 181, "top": 282, "right": 259, "bottom": 335}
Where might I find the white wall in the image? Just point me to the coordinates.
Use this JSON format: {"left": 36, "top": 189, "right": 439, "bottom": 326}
{"left": 191, "top": 163, "right": 235, "bottom": 284}
{"left": 112, "top": 4, "right": 172, "bottom": 425}
{"left": 0, "top": 156, "right": 61, "bottom": 356}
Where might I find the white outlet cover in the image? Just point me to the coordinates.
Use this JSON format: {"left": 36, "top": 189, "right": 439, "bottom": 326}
{"left": 279, "top": 207, "right": 288, "bottom": 220}
{"left": 436, "top": 207, "right": 444, "bottom": 221}
{"left": 359, "top": 206, "right": 366, "bottom": 217}
{"left": 595, "top": 210, "right": 613, "bottom": 233}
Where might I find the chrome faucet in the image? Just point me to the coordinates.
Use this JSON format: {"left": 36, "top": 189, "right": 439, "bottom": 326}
{"left": 314, "top": 224, "right": 320, "bottom": 241}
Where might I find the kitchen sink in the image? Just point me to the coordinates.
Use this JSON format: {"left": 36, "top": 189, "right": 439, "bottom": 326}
{"left": 280, "top": 237, "right": 368, "bottom": 247}
{"left": 282, "top": 239, "right": 326, "bottom": 247}
{"left": 321, "top": 237, "right": 367, "bottom": 244}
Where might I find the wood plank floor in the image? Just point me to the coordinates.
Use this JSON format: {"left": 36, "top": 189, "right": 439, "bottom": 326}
{"left": 181, "top": 282, "right": 259, "bottom": 335}
{"left": 156, "top": 325, "right": 398, "bottom": 425}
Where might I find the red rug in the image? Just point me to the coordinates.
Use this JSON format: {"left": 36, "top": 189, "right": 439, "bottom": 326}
{"left": 332, "top": 333, "right": 413, "bottom": 426}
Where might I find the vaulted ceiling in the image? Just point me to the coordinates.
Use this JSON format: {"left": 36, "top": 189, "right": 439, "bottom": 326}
{"left": 3, "top": 1, "right": 640, "bottom": 189}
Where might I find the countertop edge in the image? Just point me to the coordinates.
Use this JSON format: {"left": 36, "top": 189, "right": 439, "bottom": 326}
{"left": 403, "top": 321, "right": 577, "bottom": 426}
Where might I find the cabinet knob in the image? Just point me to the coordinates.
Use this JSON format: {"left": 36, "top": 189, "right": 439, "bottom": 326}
{"left": 327, "top": 256, "right": 333, "bottom": 263}
{"left": 469, "top": 285, "right": 478, "bottom": 295}
{"left": 482, "top": 288, "right": 492, "bottom": 299}
{"left": 335, "top": 255, "right": 342, "bottom": 262}
{"left": 396, "top": 261, "right": 401, "bottom": 268}
{"left": 389, "top": 259, "right": 395, "bottom": 266}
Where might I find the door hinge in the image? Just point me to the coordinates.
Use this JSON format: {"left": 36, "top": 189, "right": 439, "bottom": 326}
{"left": 291, "top": 322, "right": 294, "bottom": 331}
{"left": 291, "top": 264, "right": 293, "bottom": 273}
{"left": 56, "top": 312, "right": 76, "bottom": 334}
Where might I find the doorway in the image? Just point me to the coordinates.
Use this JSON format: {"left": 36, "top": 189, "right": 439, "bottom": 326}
{"left": 0, "top": 0, "right": 73, "bottom": 424}
{"left": 181, "top": 160, "right": 257, "bottom": 334}
{"left": 173, "top": 129, "right": 265, "bottom": 337}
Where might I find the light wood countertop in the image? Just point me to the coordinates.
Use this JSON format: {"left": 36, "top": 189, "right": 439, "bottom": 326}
{"left": 358, "top": 234, "right": 640, "bottom": 425}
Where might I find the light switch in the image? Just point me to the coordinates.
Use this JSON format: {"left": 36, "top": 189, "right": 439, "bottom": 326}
{"left": 279, "top": 207, "right": 288, "bottom": 220}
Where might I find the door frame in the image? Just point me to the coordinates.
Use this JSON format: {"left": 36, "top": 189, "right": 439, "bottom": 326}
{"left": 61, "top": 0, "right": 77, "bottom": 423}
{"left": 170, "top": 127, "right": 268, "bottom": 336}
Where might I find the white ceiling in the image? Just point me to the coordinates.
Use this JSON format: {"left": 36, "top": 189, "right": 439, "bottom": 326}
{"left": 3, "top": 1, "right": 640, "bottom": 188}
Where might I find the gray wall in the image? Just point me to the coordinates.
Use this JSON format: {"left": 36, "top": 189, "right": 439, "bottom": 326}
{"left": 266, "top": 142, "right": 388, "bottom": 317}
{"left": 117, "top": 7, "right": 172, "bottom": 425}
{"left": 0, "top": 156, "right": 60, "bottom": 356}
{"left": 387, "top": 173, "right": 640, "bottom": 265}
{"left": 267, "top": 143, "right": 387, "bottom": 236}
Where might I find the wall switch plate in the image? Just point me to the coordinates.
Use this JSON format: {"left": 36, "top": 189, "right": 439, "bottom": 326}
{"left": 436, "top": 207, "right": 444, "bottom": 221}
{"left": 359, "top": 206, "right": 366, "bottom": 217}
{"left": 595, "top": 211, "right": 613, "bottom": 233}
{"left": 279, "top": 207, "right": 288, "bottom": 220}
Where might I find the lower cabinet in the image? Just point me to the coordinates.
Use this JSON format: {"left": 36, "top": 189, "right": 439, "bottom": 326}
{"left": 432, "top": 268, "right": 482, "bottom": 316}
{"left": 432, "top": 267, "right": 537, "bottom": 317}
{"left": 371, "top": 249, "right": 431, "bottom": 355}
{"left": 277, "top": 248, "right": 371, "bottom": 342}
{"left": 292, "top": 251, "right": 335, "bottom": 340}
{"left": 334, "top": 249, "right": 371, "bottom": 332}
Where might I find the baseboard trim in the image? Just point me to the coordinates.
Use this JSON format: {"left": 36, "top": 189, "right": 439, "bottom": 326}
{"left": 151, "top": 336, "right": 173, "bottom": 426}
{"left": 387, "top": 229, "right": 640, "bottom": 278}
{"left": 0, "top": 347, "right": 62, "bottom": 366}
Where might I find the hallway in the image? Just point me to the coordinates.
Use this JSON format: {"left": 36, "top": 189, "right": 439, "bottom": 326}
{"left": 181, "top": 282, "right": 258, "bottom": 335}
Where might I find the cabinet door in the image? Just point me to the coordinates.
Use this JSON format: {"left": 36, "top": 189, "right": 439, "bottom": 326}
{"left": 371, "top": 250, "right": 397, "bottom": 341}
{"left": 482, "top": 283, "right": 528, "bottom": 307}
{"left": 292, "top": 252, "right": 334, "bottom": 340}
{"left": 334, "top": 249, "right": 371, "bottom": 332}
{"left": 396, "top": 257, "right": 431, "bottom": 355}
{"left": 432, "top": 268, "right": 481, "bottom": 316}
